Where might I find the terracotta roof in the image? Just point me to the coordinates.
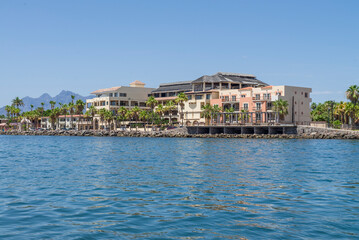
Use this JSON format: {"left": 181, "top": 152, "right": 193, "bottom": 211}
{"left": 91, "top": 86, "right": 122, "bottom": 94}
{"left": 262, "top": 85, "right": 273, "bottom": 89}
{"left": 130, "top": 80, "right": 145, "bottom": 85}
{"left": 239, "top": 87, "right": 253, "bottom": 90}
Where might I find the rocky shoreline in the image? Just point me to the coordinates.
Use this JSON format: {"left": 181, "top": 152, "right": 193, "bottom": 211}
{"left": 1, "top": 126, "right": 359, "bottom": 139}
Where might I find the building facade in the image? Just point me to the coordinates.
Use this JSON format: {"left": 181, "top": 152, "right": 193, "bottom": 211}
{"left": 41, "top": 115, "right": 91, "bottom": 130}
{"left": 86, "top": 81, "right": 155, "bottom": 114}
{"left": 151, "top": 72, "right": 312, "bottom": 125}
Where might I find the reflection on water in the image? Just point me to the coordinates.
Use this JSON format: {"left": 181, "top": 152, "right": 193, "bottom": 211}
{"left": 0, "top": 136, "right": 359, "bottom": 239}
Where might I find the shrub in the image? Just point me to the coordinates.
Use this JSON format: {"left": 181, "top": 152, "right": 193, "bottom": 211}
{"left": 333, "top": 120, "right": 342, "bottom": 129}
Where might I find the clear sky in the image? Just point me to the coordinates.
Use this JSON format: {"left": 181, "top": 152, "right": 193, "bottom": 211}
{"left": 0, "top": 0, "right": 358, "bottom": 106}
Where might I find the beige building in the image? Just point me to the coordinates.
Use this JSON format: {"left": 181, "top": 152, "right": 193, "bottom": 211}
{"left": 86, "top": 81, "right": 155, "bottom": 114}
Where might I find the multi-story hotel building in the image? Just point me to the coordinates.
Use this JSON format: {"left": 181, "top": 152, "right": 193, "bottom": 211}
{"left": 86, "top": 81, "right": 155, "bottom": 114}
{"left": 151, "top": 72, "right": 268, "bottom": 124}
{"left": 151, "top": 72, "right": 312, "bottom": 125}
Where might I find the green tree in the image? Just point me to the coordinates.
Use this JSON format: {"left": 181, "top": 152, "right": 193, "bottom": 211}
{"left": 175, "top": 92, "right": 188, "bottom": 126}
{"left": 346, "top": 85, "right": 359, "bottom": 105}
{"left": 117, "top": 106, "right": 128, "bottom": 130}
{"left": 164, "top": 100, "right": 176, "bottom": 126}
{"left": 146, "top": 96, "right": 158, "bottom": 126}
{"left": 86, "top": 105, "right": 97, "bottom": 131}
{"left": 201, "top": 104, "right": 213, "bottom": 125}
{"left": 272, "top": 99, "right": 289, "bottom": 121}
{"left": 50, "top": 101, "right": 56, "bottom": 110}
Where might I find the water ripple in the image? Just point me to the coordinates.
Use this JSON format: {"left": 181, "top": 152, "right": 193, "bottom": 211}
{"left": 0, "top": 136, "right": 358, "bottom": 239}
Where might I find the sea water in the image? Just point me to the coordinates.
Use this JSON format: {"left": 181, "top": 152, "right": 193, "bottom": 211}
{"left": 0, "top": 135, "right": 358, "bottom": 239}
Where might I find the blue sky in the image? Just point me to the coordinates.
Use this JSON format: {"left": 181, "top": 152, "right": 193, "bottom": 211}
{"left": 0, "top": 0, "right": 358, "bottom": 106}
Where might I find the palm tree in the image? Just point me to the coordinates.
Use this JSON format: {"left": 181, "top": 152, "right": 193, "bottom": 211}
{"left": 117, "top": 107, "right": 128, "bottom": 130}
{"left": 125, "top": 110, "right": 133, "bottom": 131}
{"left": 75, "top": 99, "right": 85, "bottom": 130}
{"left": 98, "top": 108, "right": 107, "bottom": 130}
{"left": 68, "top": 102, "right": 75, "bottom": 129}
{"left": 334, "top": 101, "right": 345, "bottom": 124}
{"left": 272, "top": 99, "right": 289, "bottom": 121}
{"left": 146, "top": 96, "right": 158, "bottom": 126}
{"left": 60, "top": 104, "right": 68, "bottom": 129}
{"left": 131, "top": 106, "right": 141, "bottom": 131}
{"left": 104, "top": 110, "right": 114, "bottom": 131}
{"left": 30, "top": 104, "right": 34, "bottom": 111}
{"left": 346, "top": 85, "right": 359, "bottom": 105}
{"left": 139, "top": 110, "right": 149, "bottom": 131}
{"left": 40, "top": 102, "right": 45, "bottom": 119}
{"left": 156, "top": 104, "right": 164, "bottom": 126}
{"left": 12, "top": 97, "right": 24, "bottom": 109}
{"left": 201, "top": 104, "right": 213, "bottom": 125}
{"left": 212, "top": 105, "right": 222, "bottom": 124}
{"left": 164, "top": 100, "right": 176, "bottom": 126}
{"left": 175, "top": 92, "right": 188, "bottom": 126}
{"left": 87, "top": 105, "right": 97, "bottom": 131}
{"left": 344, "top": 102, "right": 358, "bottom": 126}
{"left": 49, "top": 107, "right": 61, "bottom": 130}
{"left": 49, "top": 101, "right": 56, "bottom": 110}
{"left": 5, "top": 105, "right": 11, "bottom": 118}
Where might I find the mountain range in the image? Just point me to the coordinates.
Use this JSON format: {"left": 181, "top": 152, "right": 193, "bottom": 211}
{"left": 0, "top": 90, "right": 93, "bottom": 116}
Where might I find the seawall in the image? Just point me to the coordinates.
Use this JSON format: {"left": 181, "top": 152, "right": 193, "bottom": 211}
{"left": 1, "top": 126, "right": 359, "bottom": 139}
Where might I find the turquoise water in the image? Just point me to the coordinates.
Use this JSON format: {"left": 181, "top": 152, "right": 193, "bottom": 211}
{"left": 0, "top": 136, "right": 358, "bottom": 239}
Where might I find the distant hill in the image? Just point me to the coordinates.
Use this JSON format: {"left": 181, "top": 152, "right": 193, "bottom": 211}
{"left": 0, "top": 90, "right": 93, "bottom": 115}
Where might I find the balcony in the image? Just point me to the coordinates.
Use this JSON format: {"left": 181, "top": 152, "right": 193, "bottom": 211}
{"left": 253, "top": 96, "right": 271, "bottom": 101}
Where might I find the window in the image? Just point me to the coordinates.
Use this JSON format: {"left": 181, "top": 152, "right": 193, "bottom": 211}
{"left": 109, "top": 93, "right": 113, "bottom": 97}
{"left": 195, "top": 95, "right": 203, "bottom": 100}
{"left": 241, "top": 94, "right": 246, "bottom": 98}
{"left": 139, "top": 102, "right": 146, "bottom": 107}
{"left": 169, "top": 92, "right": 175, "bottom": 97}
{"left": 119, "top": 93, "right": 127, "bottom": 97}
{"left": 256, "top": 112, "right": 261, "bottom": 121}
{"left": 263, "top": 93, "right": 271, "bottom": 100}
{"left": 256, "top": 102, "right": 261, "bottom": 110}
{"left": 120, "top": 101, "right": 129, "bottom": 106}
{"left": 114, "top": 93, "right": 118, "bottom": 97}
{"left": 188, "top": 95, "right": 192, "bottom": 100}
{"left": 206, "top": 94, "right": 211, "bottom": 100}
{"left": 97, "top": 94, "right": 102, "bottom": 97}
{"left": 106, "top": 101, "right": 108, "bottom": 105}
{"left": 232, "top": 96, "right": 236, "bottom": 101}
{"left": 255, "top": 94, "right": 260, "bottom": 100}
{"left": 224, "top": 96, "right": 229, "bottom": 101}
{"left": 154, "top": 93, "right": 159, "bottom": 98}
{"left": 267, "top": 102, "right": 272, "bottom": 110}
{"left": 243, "top": 103, "right": 248, "bottom": 110}
{"left": 305, "top": 92, "right": 308, "bottom": 98}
